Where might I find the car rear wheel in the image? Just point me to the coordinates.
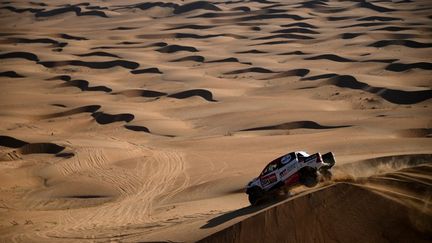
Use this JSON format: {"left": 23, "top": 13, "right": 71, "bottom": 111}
{"left": 299, "top": 167, "right": 318, "bottom": 187}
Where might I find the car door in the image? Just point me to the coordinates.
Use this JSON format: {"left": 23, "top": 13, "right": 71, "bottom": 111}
{"left": 259, "top": 163, "right": 279, "bottom": 190}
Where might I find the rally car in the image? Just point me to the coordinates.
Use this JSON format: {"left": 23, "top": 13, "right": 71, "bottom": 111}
{"left": 246, "top": 151, "right": 336, "bottom": 205}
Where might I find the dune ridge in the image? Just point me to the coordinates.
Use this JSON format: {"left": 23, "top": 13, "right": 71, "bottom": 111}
{"left": 200, "top": 157, "right": 432, "bottom": 242}
{"left": 0, "top": 135, "right": 66, "bottom": 156}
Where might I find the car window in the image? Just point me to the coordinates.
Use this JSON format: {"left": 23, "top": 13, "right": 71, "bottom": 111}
{"left": 261, "top": 162, "right": 277, "bottom": 175}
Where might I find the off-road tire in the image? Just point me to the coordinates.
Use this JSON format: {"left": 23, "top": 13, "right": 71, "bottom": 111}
{"left": 299, "top": 168, "right": 318, "bottom": 188}
{"left": 248, "top": 187, "right": 264, "bottom": 206}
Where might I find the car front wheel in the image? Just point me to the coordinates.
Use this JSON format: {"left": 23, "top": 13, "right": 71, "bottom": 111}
{"left": 247, "top": 187, "right": 264, "bottom": 206}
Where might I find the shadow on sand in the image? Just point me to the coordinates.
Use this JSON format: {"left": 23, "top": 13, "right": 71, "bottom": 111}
{"left": 200, "top": 197, "right": 285, "bottom": 229}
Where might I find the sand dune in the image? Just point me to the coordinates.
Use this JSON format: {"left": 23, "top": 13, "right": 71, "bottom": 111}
{"left": 201, "top": 155, "right": 432, "bottom": 242}
{"left": 0, "top": 0, "right": 431, "bottom": 242}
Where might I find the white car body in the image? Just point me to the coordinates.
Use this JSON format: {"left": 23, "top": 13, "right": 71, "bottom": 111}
{"left": 246, "top": 151, "right": 330, "bottom": 192}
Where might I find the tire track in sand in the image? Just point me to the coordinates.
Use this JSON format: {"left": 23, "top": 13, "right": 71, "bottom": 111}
{"left": 45, "top": 148, "right": 188, "bottom": 239}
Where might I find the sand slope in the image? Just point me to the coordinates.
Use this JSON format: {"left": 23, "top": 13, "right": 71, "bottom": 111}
{"left": 0, "top": 0, "right": 431, "bottom": 242}
{"left": 200, "top": 157, "right": 432, "bottom": 243}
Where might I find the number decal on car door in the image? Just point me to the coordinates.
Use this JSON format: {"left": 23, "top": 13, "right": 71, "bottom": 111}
{"left": 261, "top": 173, "right": 277, "bottom": 187}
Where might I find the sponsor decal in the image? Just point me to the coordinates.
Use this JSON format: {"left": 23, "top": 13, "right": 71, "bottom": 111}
{"left": 285, "top": 163, "right": 297, "bottom": 173}
{"left": 305, "top": 155, "right": 317, "bottom": 163}
{"left": 261, "top": 173, "right": 277, "bottom": 186}
{"left": 281, "top": 154, "right": 292, "bottom": 164}
{"left": 279, "top": 169, "right": 287, "bottom": 177}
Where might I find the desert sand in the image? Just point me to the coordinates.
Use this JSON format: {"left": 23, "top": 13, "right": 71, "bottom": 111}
{"left": 0, "top": 0, "right": 431, "bottom": 242}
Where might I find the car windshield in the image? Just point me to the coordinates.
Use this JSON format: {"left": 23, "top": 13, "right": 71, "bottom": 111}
{"left": 261, "top": 152, "right": 297, "bottom": 176}
{"left": 261, "top": 162, "right": 278, "bottom": 175}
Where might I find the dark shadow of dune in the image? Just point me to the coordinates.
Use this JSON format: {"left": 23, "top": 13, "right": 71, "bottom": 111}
{"left": 117, "top": 41, "right": 141, "bottom": 45}
{"left": 250, "top": 0, "right": 278, "bottom": 4}
{"left": 0, "top": 6, "right": 42, "bottom": 13}
{"left": 46, "top": 75, "right": 72, "bottom": 81}
{"left": 156, "top": 45, "right": 198, "bottom": 53}
{"left": 265, "top": 69, "right": 310, "bottom": 79}
{"left": 38, "top": 60, "right": 139, "bottom": 69}
{"left": 305, "top": 54, "right": 355, "bottom": 62}
{"left": 241, "top": 121, "right": 350, "bottom": 131}
{"left": 271, "top": 28, "right": 319, "bottom": 34}
{"left": 171, "top": 55, "right": 205, "bottom": 62}
{"left": 278, "top": 51, "right": 308, "bottom": 56}
{"left": 173, "top": 1, "right": 221, "bottom": 14}
{"left": 165, "top": 24, "right": 215, "bottom": 30}
{"left": 236, "top": 49, "right": 267, "bottom": 54}
{"left": 201, "top": 204, "right": 269, "bottom": 229}
{"left": 60, "top": 34, "right": 88, "bottom": 40}
{"left": 373, "top": 26, "right": 411, "bottom": 32}
{"left": 361, "top": 59, "right": 398, "bottom": 63}
{"left": 254, "top": 40, "right": 295, "bottom": 46}
{"left": 4, "top": 37, "right": 67, "bottom": 47}
{"left": 86, "top": 6, "right": 108, "bottom": 10}
{"left": 206, "top": 57, "right": 238, "bottom": 63}
{"left": 341, "top": 33, "right": 363, "bottom": 39}
{"left": 63, "top": 79, "right": 112, "bottom": 93}
{"left": 357, "top": 16, "right": 401, "bottom": 21}
{"left": 0, "top": 51, "right": 40, "bottom": 61}
{"left": 168, "top": 89, "right": 217, "bottom": 102}
{"left": 20, "top": 143, "right": 65, "bottom": 154}
{"left": 35, "top": 6, "right": 108, "bottom": 18}
{"left": 146, "top": 42, "right": 169, "bottom": 47}
{"left": 385, "top": 62, "right": 432, "bottom": 72}
{"left": 189, "top": 12, "right": 254, "bottom": 19}
{"left": 39, "top": 105, "right": 101, "bottom": 119}
{"left": 281, "top": 22, "right": 317, "bottom": 29}
{"left": 52, "top": 104, "right": 67, "bottom": 108}
{"left": 341, "top": 22, "right": 388, "bottom": 28}
{"left": 113, "top": 2, "right": 178, "bottom": 11}
{"left": 224, "top": 67, "right": 275, "bottom": 75}
{"left": 0, "top": 135, "right": 66, "bottom": 155}
{"left": 298, "top": 2, "right": 348, "bottom": 14}
{"left": 92, "top": 112, "right": 134, "bottom": 125}
{"left": 357, "top": 0, "right": 396, "bottom": 12}
{"left": 114, "top": 89, "right": 167, "bottom": 98}
{"left": 0, "top": 135, "right": 28, "bottom": 148}
{"left": 253, "top": 33, "right": 314, "bottom": 40}
{"left": 110, "top": 26, "right": 139, "bottom": 31}
{"left": 301, "top": 73, "right": 338, "bottom": 81}
{"left": 327, "top": 75, "right": 432, "bottom": 104}
{"left": 56, "top": 152, "right": 75, "bottom": 158}
{"left": 76, "top": 51, "right": 120, "bottom": 58}
{"left": 0, "top": 71, "right": 24, "bottom": 78}
{"left": 124, "top": 125, "right": 150, "bottom": 133}
{"left": 238, "top": 13, "right": 307, "bottom": 21}
{"left": 206, "top": 57, "right": 252, "bottom": 65}
{"left": 64, "top": 195, "right": 109, "bottom": 199}
{"left": 231, "top": 6, "right": 251, "bottom": 12}
{"left": 369, "top": 40, "right": 432, "bottom": 48}
{"left": 175, "top": 33, "right": 247, "bottom": 39}
{"left": 131, "top": 68, "right": 162, "bottom": 74}
{"left": 29, "top": 2, "right": 48, "bottom": 6}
